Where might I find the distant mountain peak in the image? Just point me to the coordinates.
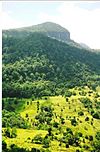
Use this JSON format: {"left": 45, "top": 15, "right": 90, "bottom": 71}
{"left": 3, "top": 22, "right": 70, "bottom": 42}
{"left": 34, "top": 21, "right": 69, "bottom": 32}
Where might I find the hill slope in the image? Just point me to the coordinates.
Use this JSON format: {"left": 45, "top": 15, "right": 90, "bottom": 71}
{"left": 2, "top": 22, "right": 100, "bottom": 152}
{"left": 2, "top": 32, "right": 100, "bottom": 98}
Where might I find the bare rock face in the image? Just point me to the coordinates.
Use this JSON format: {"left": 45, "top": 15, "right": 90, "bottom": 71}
{"left": 47, "top": 31, "right": 70, "bottom": 42}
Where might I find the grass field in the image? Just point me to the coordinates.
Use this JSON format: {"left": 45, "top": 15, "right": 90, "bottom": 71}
{"left": 2, "top": 87, "right": 100, "bottom": 152}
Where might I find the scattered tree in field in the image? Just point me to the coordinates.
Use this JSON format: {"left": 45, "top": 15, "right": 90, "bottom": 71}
{"left": 78, "top": 111, "right": 84, "bottom": 116}
{"left": 71, "top": 118, "right": 78, "bottom": 126}
{"left": 2, "top": 140, "right": 7, "bottom": 150}
{"left": 11, "top": 127, "right": 17, "bottom": 138}
{"left": 85, "top": 117, "right": 89, "bottom": 121}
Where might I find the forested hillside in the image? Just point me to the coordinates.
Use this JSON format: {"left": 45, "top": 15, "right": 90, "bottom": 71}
{"left": 2, "top": 22, "right": 100, "bottom": 152}
{"left": 2, "top": 31, "right": 100, "bottom": 98}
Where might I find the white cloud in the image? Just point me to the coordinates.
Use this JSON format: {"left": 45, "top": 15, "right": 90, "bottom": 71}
{"left": 38, "top": 1, "right": 100, "bottom": 49}
{"left": 1, "top": 1, "right": 100, "bottom": 49}
{"left": 1, "top": 11, "right": 24, "bottom": 30}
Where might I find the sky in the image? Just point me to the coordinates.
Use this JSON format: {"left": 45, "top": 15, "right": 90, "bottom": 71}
{"left": 1, "top": 1, "right": 100, "bottom": 49}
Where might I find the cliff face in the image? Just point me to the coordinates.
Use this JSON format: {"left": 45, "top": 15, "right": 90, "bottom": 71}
{"left": 46, "top": 31, "right": 70, "bottom": 42}
{"left": 3, "top": 22, "right": 70, "bottom": 42}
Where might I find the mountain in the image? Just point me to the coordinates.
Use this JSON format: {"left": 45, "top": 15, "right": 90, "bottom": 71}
{"left": 2, "top": 22, "right": 100, "bottom": 152}
{"left": 3, "top": 22, "right": 70, "bottom": 42}
{"left": 3, "top": 22, "right": 97, "bottom": 51}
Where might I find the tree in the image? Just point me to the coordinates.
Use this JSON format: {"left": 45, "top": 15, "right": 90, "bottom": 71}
{"left": 5, "top": 127, "right": 11, "bottom": 137}
{"left": 32, "top": 134, "right": 43, "bottom": 145}
{"left": 11, "top": 127, "right": 17, "bottom": 138}
{"left": 53, "top": 122, "right": 59, "bottom": 128}
{"left": 2, "top": 140, "right": 7, "bottom": 150}
{"left": 65, "top": 90, "right": 72, "bottom": 97}
{"left": 48, "top": 127, "right": 52, "bottom": 136}
{"left": 71, "top": 118, "right": 78, "bottom": 126}
{"left": 92, "top": 112, "right": 100, "bottom": 119}
{"left": 85, "top": 117, "right": 89, "bottom": 121}
{"left": 78, "top": 111, "right": 84, "bottom": 116}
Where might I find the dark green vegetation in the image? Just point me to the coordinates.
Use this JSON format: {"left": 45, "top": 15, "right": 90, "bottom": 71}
{"left": 2, "top": 22, "right": 100, "bottom": 152}
{"left": 2, "top": 29, "right": 100, "bottom": 98}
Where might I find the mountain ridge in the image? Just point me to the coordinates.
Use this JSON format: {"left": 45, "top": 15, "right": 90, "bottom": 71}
{"left": 3, "top": 22, "right": 70, "bottom": 42}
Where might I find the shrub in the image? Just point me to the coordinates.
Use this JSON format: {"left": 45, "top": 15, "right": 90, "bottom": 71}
{"left": 5, "top": 127, "right": 11, "bottom": 137}
{"left": 32, "top": 134, "right": 42, "bottom": 144}
{"left": 43, "top": 138, "right": 50, "bottom": 148}
{"left": 11, "top": 127, "right": 17, "bottom": 138}
{"left": 65, "top": 90, "right": 72, "bottom": 97}
{"left": 85, "top": 117, "right": 89, "bottom": 121}
{"left": 66, "top": 98, "right": 68, "bottom": 102}
{"left": 2, "top": 140, "right": 7, "bottom": 150}
{"left": 48, "top": 127, "right": 52, "bottom": 136}
{"left": 89, "top": 135, "right": 93, "bottom": 141}
{"left": 66, "top": 128, "right": 73, "bottom": 135}
{"left": 61, "top": 117, "right": 65, "bottom": 124}
{"left": 66, "top": 143, "right": 69, "bottom": 148}
{"left": 53, "top": 122, "right": 59, "bottom": 128}
{"left": 78, "top": 111, "right": 84, "bottom": 116}
{"left": 71, "top": 118, "right": 78, "bottom": 126}
{"left": 92, "top": 112, "right": 100, "bottom": 119}
{"left": 95, "top": 131, "right": 100, "bottom": 140}
{"left": 85, "top": 135, "right": 88, "bottom": 139}
{"left": 26, "top": 113, "right": 28, "bottom": 118}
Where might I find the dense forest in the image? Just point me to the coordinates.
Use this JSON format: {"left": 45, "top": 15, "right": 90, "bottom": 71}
{"left": 2, "top": 22, "right": 100, "bottom": 152}
{"left": 2, "top": 32, "right": 100, "bottom": 98}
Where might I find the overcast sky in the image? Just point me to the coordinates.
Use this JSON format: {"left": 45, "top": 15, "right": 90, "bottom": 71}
{"left": 1, "top": 1, "right": 100, "bottom": 49}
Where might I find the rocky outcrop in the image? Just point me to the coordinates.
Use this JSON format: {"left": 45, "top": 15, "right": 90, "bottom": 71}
{"left": 46, "top": 31, "right": 70, "bottom": 42}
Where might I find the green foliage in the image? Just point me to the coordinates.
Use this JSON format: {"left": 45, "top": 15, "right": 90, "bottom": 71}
{"left": 2, "top": 33, "right": 100, "bottom": 98}
{"left": 85, "top": 117, "right": 89, "bottom": 121}
{"left": 2, "top": 26, "right": 100, "bottom": 152}
{"left": 95, "top": 131, "right": 100, "bottom": 140}
{"left": 65, "top": 90, "right": 72, "bottom": 97}
{"left": 2, "top": 98, "right": 25, "bottom": 112}
{"left": 80, "top": 97, "right": 92, "bottom": 108}
{"left": 35, "top": 105, "right": 53, "bottom": 128}
{"left": 5, "top": 127, "right": 11, "bottom": 137}
{"left": 42, "top": 137, "right": 50, "bottom": 148}
{"left": 66, "top": 128, "right": 73, "bottom": 135}
{"left": 4, "top": 127, "right": 17, "bottom": 138}
{"left": 53, "top": 122, "right": 59, "bottom": 128}
{"left": 11, "top": 127, "right": 17, "bottom": 138}
{"left": 2, "top": 140, "right": 7, "bottom": 150}
{"left": 32, "top": 134, "right": 43, "bottom": 144}
{"left": 78, "top": 111, "right": 84, "bottom": 116}
{"left": 92, "top": 112, "right": 100, "bottom": 119}
{"left": 71, "top": 118, "right": 78, "bottom": 126}
{"left": 2, "top": 109, "right": 29, "bottom": 128}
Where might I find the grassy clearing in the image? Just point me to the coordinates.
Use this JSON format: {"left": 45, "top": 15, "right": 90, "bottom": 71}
{"left": 2, "top": 87, "right": 100, "bottom": 152}
{"left": 3, "top": 128, "right": 48, "bottom": 150}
